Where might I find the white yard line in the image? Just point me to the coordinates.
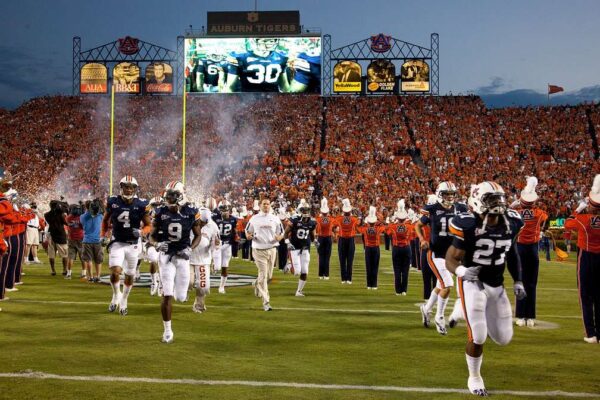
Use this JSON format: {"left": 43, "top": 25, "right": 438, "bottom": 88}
{"left": 0, "top": 371, "right": 597, "bottom": 398}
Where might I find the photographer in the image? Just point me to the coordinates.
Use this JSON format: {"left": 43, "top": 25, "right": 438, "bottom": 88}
{"left": 65, "top": 203, "right": 84, "bottom": 280}
{"left": 44, "top": 200, "right": 68, "bottom": 276}
{"left": 80, "top": 199, "right": 104, "bottom": 282}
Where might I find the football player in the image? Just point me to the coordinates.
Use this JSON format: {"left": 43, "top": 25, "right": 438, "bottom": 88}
{"left": 197, "top": 53, "right": 227, "bottom": 93}
{"left": 213, "top": 201, "right": 237, "bottom": 293}
{"left": 284, "top": 199, "right": 317, "bottom": 296}
{"left": 224, "top": 38, "right": 289, "bottom": 93}
{"left": 415, "top": 181, "right": 468, "bottom": 335}
{"left": 101, "top": 176, "right": 151, "bottom": 315}
{"left": 446, "top": 181, "right": 526, "bottom": 396}
{"left": 146, "top": 196, "right": 164, "bottom": 296}
{"left": 189, "top": 206, "right": 220, "bottom": 313}
{"left": 149, "top": 181, "right": 207, "bottom": 343}
{"left": 284, "top": 37, "right": 321, "bottom": 93}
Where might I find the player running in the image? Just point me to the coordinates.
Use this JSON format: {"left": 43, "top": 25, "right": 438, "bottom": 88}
{"left": 213, "top": 201, "right": 237, "bottom": 294}
{"left": 284, "top": 199, "right": 317, "bottom": 296}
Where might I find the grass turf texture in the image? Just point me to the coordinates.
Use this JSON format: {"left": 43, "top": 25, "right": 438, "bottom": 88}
{"left": 0, "top": 246, "right": 598, "bottom": 400}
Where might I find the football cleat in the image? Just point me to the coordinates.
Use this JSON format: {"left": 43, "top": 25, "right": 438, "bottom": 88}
{"left": 583, "top": 336, "right": 598, "bottom": 344}
{"left": 468, "top": 377, "right": 488, "bottom": 396}
{"left": 526, "top": 319, "right": 536, "bottom": 327}
{"left": 192, "top": 299, "right": 206, "bottom": 313}
{"left": 420, "top": 304, "right": 430, "bottom": 328}
{"left": 218, "top": 287, "right": 226, "bottom": 294}
{"left": 434, "top": 316, "right": 447, "bottom": 335}
{"left": 161, "top": 331, "right": 174, "bottom": 344}
{"left": 515, "top": 318, "right": 526, "bottom": 327}
{"left": 108, "top": 302, "right": 118, "bottom": 313}
{"left": 295, "top": 291, "right": 305, "bottom": 297}
{"left": 449, "top": 318, "right": 458, "bottom": 328}
{"left": 263, "top": 303, "right": 273, "bottom": 311}
{"left": 324, "top": 276, "right": 330, "bottom": 280}
{"left": 119, "top": 307, "right": 128, "bottom": 316}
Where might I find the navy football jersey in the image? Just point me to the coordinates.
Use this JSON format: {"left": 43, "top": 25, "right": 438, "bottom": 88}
{"left": 199, "top": 59, "right": 227, "bottom": 87}
{"left": 227, "top": 51, "right": 288, "bottom": 92}
{"left": 293, "top": 52, "right": 321, "bottom": 92}
{"left": 420, "top": 202, "right": 468, "bottom": 258}
{"left": 107, "top": 196, "right": 149, "bottom": 243}
{"left": 213, "top": 214, "right": 237, "bottom": 244}
{"left": 289, "top": 216, "right": 317, "bottom": 249}
{"left": 449, "top": 210, "right": 524, "bottom": 287}
{"left": 153, "top": 204, "right": 200, "bottom": 253}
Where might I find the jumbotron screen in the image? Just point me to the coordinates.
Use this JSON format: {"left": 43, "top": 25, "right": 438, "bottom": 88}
{"left": 184, "top": 37, "right": 321, "bottom": 93}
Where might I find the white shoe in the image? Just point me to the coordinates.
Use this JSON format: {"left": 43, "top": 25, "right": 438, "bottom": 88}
{"left": 319, "top": 276, "right": 324, "bottom": 280}
{"left": 263, "top": 303, "right": 273, "bottom": 311}
{"left": 341, "top": 281, "right": 346, "bottom": 284}
{"left": 34, "top": 258, "right": 42, "bottom": 264}
{"left": 5, "top": 287, "right": 18, "bottom": 292}
{"left": 162, "top": 331, "right": 174, "bottom": 344}
{"left": 467, "top": 376, "right": 488, "bottom": 396}
{"left": 347, "top": 281, "right": 352, "bottom": 285}
{"left": 218, "top": 287, "right": 226, "bottom": 294}
{"left": 583, "top": 336, "right": 598, "bottom": 344}
{"left": 108, "top": 302, "right": 118, "bottom": 312}
{"left": 295, "top": 291, "right": 305, "bottom": 297}
{"left": 150, "top": 283, "right": 158, "bottom": 296}
{"left": 401, "top": 292, "right": 406, "bottom": 296}
{"left": 119, "top": 305, "right": 128, "bottom": 316}
{"left": 420, "top": 304, "right": 430, "bottom": 328}
{"left": 367, "top": 287, "right": 372, "bottom": 290}
{"left": 526, "top": 319, "right": 536, "bottom": 327}
{"left": 515, "top": 318, "right": 526, "bottom": 327}
{"left": 434, "top": 315, "right": 447, "bottom": 335}
{"left": 324, "top": 276, "right": 330, "bottom": 280}
{"left": 192, "top": 299, "right": 206, "bottom": 313}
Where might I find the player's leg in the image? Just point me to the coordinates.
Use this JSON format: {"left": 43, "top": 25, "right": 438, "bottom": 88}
{"left": 253, "top": 249, "right": 271, "bottom": 309}
{"left": 212, "top": 245, "right": 222, "bottom": 275}
{"left": 459, "top": 278, "right": 489, "bottom": 396}
{"left": 347, "top": 238, "right": 355, "bottom": 284}
{"left": 449, "top": 275, "right": 465, "bottom": 328}
{"left": 47, "top": 238, "right": 57, "bottom": 275}
{"left": 515, "top": 243, "right": 531, "bottom": 324}
{"left": 119, "top": 244, "right": 139, "bottom": 315}
{"left": 193, "top": 264, "right": 210, "bottom": 313}
{"left": 159, "top": 253, "right": 175, "bottom": 343}
{"left": 485, "top": 284, "right": 514, "bottom": 346}
{"left": 173, "top": 258, "right": 190, "bottom": 303}
{"left": 399, "top": 246, "right": 410, "bottom": 294}
{"left": 219, "top": 244, "right": 231, "bottom": 293}
{"left": 392, "top": 246, "right": 401, "bottom": 294}
{"left": 295, "top": 249, "right": 310, "bottom": 296}
{"left": 432, "top": 256, "right": 454, "bottom": 335}
{"left": 108, "top": 243, "right": 126, "bottom": 312}
{"left": 526, "top": 246, "right": 540, "bottom": 326}
{"left": 66, "top": 240, "right": 76, "bottom": 279}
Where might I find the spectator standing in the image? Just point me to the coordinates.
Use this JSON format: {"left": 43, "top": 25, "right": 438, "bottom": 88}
{"left": 80, "top": 199, "right": 104, "bottom": 282}
{"left": 44, "top": 200, "right": 69, "bottom": 276}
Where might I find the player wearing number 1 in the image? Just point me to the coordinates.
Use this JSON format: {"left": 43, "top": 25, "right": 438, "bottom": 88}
{"left": 284, "top": 199, "right": 316, "bottom": 297}
{"left": 445, "top": 181, "right": 525, "bottom": 396}
{"left": 415, "top": 181, "right": 468, "bottom": 335}
{"left": 101, "top": 176, "right": 151, "bottom": 316}
{"left": 224, "top": 38, "right": 289, "bottom": 93}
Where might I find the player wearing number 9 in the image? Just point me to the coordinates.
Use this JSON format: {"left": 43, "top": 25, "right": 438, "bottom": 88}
{"left": 445, "top": 181, "right": 525, "bottom": 397}
{"left": 101, "top": 176, "right": 152, "bottom": 317}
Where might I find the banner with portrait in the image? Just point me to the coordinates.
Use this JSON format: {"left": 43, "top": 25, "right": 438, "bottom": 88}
{"left": 80, "top": 63, "right": 107, "bottom": 93}
{"left": 400, "top": 59, "right": 430, "bottom": 92}
{"left": 113, "top": 62, "right": 140, "bottom": 93}
{"left": 333, "top": 61, "right": 362, "bottom": 93}
{"left": 145, "top": 63, "right": 173, "bottom": 93}
{"left": 367, "top": 60, "right": 395, "bottom": 93}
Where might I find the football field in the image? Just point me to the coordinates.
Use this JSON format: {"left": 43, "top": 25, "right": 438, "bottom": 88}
{"left": 0, "top": 246, "right": 598, "bottom": 400}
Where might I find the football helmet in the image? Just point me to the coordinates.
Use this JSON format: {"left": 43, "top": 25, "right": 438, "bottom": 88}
{"left": 297, "top": 199, "right": 311, "bottom": 218}
{"left": 218, "top": 200, "right": 232, "bottom": 213}
{"left": 468, "top": 182, "right": 507, "bottom": 215}
{"left": 246, "top": 38, "right": 279, "bottom": 57}
{"left": 0, "top": 168, "right": 13, "bottom": 196}
{"left": 164, "top": 181, "right": 185, "bottom": 206}
{"left": 436, "top": 181, "right": 457, "bottom": 208}
{"left": 207, "top": 52, "right": 224, "bottom": 62}
{"left": 150, "top": 196, "right": 164, "bottom": 207}
{"left": 119, "top": 176, "right": 138, "bottom": 200}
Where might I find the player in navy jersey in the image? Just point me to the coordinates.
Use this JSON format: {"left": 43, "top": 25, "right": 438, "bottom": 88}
{"left": 224, "top": 38, "right": 289, "bottom": 92}
{"left": 197, "top": 53, "right": 227, "bottom": 92}
{"left": 446, "top": 181, "right": 526, "bottom": 396}
{"left": 415, "top": 181, "right": 468, "bottom": 335}
{"left": 284, "top": 199, "right": 317, "bottom": 297}
{"left": 149, "top": 181, "right": 208, "bottom": 343}
{"left": 101, "top": 176, "right": 151, "bottom": 316}
{"left": 213, "top": 201, "right": 238, "bottom": 293}
{"left": 285, "top": 38, "right": 322, "bottom": 93}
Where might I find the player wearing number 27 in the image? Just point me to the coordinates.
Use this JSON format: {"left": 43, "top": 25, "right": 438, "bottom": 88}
{"left": 102, "top": 176, "right": 152, "bottom": 316}
{"left": 445, "top": 181, "right": 526, "bottom": 396}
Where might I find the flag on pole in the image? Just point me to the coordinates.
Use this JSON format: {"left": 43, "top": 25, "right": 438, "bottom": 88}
{"left": 548, "top": 85, "right": 564, "bottom": 94}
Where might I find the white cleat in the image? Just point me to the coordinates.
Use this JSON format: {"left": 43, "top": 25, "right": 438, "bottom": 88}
{"left": 218, "top": 287, "right": 226, "bottom": 294}
{"left": 119, "top": 306, "right": 128, "bottom": 316}
{"left": 108, "top": 302, "right": 118, "bottom": 312}
{"left": 467, "top": 376, "right": 488, "bottom": 396}
{"left": 434, "top": 315, "right": 447, "bottom": 335}
{"left": 192, "top": 300, "right": 206, "bottom": 313}
{"left": 295, "top": 291, "right": 305, "bottom": 297}
{"left": 162, "top": 331, "right": 174, "bottom": 344}
{"left": 420, "top": 304, "right": 430, "bottom": 328}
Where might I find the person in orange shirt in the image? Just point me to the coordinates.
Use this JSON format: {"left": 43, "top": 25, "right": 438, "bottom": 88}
{"left": 386, "top": 200, "right": 414, "bottom": 295}
{"left": 333, "top": 198, "right": 360, "bottom": 284}
{"left": 513, "top": 177, "right": 548, "bottom": 327}
{"left": 358, "top": 206, "right": 386, "bottom": 289}
{"left": 564, "top": 175, "right": 600, "bottom": 343}
{"left": 315, "top": 198, "right": 334, "bottom": 279}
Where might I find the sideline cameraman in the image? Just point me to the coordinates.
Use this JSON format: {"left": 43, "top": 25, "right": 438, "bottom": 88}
{"left": 44, "top": 200, "right": 68, "bottom": 276}
{"left": 80, "top": 199, "right": 104, "bottom": 282}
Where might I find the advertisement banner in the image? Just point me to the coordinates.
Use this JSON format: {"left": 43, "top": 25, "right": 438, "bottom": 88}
{"left": 333, "top": 61, "right": 362, "bottom": 93}
{"left": 113, "top": 62, "right": 140, "bottom": 93}
{"left": 80, "top": 63, "right": 107, "bottom": 93}
{"left": 367, "top": 59, "right": 395, "bottom": 93}
{"left": 400, "top": 59, "right": 430, "bottom": 92}
{"left": 184, "top": 37, "right": 321, "bottom": 93}
{"left": 145, "top": 63, "right": 173, "bottom": 93}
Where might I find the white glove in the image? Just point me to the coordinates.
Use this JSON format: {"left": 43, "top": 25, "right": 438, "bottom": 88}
{"left": 455, "top": 265, "right": 481, "bottom": 281}
{"left": 513, "top": 281, "right": 527, "bottom": 300}
{"left": 285, "top": 239, "right": 295, "bottom": 251}
{"left": 575, "top": 199, "right": 589, "bottom": 214}
{"left": 313, "top": 239, "right": 320, "bottom": 249}
{"left": 156, "top": 242, "right": 169, "bottom": 253}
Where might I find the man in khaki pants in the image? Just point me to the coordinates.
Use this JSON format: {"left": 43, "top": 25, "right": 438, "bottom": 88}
{"left": 245, "top": 199, "right": 284, "bottom": 311}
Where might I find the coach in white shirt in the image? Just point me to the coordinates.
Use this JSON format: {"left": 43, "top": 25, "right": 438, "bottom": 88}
{"left": 245, "top": 199, "right": 284, "bottom": 311}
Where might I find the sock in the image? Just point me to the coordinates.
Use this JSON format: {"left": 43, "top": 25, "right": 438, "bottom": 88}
{"left": 121, "top": 284, "right": 132, "bottom": 307}
{"left": 424, "top": 291, "right": 438, "bottom": 313}
{"left": 436, "top": 295, "right": 449, "bottom": 319}
{"left": 220, "top": 276, "right": 227, "bottom": 289}
{"left": 466, "top": 354, "right": 482, "bottom": 378}
{"left": 450, "top": 297, "right": 464, "bottom": 320}
{"left": 111, "top": 281, "right": 121, "bottom": 303}
{"left": 297, "top": 279, "right": 306, "bottom": 293}
{"left": 163, "top": 320, "right": 172, "bottom": 333}
{"left": 152, "top": 273, "right": 159, "bottom": 284}
{"left": 81, "top": 270, "right": 87, "bottom": 277}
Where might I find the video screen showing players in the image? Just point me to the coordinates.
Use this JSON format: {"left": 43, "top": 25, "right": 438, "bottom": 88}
{"left": 184, "top": 37, "right": 321, "bottom": 93}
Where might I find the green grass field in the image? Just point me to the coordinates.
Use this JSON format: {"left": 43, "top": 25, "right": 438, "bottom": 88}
{"left": 0, "top": 245, "right": 598, "bottom": 400}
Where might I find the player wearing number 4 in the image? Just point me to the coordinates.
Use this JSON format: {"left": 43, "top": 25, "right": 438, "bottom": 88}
{"left": 148, "top": 181, "right": 209, "bottom": 343}
{"left": 284, "top": 199, "right": 317, "bottom": 297}
{"left": 415, "top": 181, "right": 468, "bottom": 335}
{"left": 446, "top": 181, "right": 526, "bottom": 396}
{"left": 101, "top": 176, "right": 152, "bottom": 316}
